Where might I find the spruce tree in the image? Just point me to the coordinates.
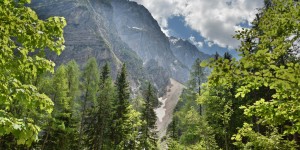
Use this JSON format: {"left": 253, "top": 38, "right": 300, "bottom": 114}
{"left": 86, "top": 63, "right": 115, "bottom": 149}
{"left": 112, "top": 63, "right": 131, "bottom": 148}
{"left": 141, "top": 83, "right": 158, "bottom": 149}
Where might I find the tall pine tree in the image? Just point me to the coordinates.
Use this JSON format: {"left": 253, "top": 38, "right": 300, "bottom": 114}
{"left": 112, "top": 63, "right": 131, "bottom": 148}
{"left": 66, "top": 60, "right": 80, "bottom": 110}
{"left": 141, "top": 83, "right": 158, "bottom": 149}
{"left": 65, "top": 60, "right": 81, "bottom": 149}
{"left": 188, "top": 58, "right": 206, "bottom": 115}
{"left": 41, "top": 65, "right": 71, "bottom": 150}
{"left": 80, "top": 57, "right": 99, "bottom": 145}
{"left": 112, "top": 63, "right": 142, "bottom": 149}
{"left": 86, "top": 63, "right": 115, "bottom": 149}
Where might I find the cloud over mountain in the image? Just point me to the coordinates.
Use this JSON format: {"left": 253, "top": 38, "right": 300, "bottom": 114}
{"left": 131, "top": 0, "right": 264, "bottom": 49}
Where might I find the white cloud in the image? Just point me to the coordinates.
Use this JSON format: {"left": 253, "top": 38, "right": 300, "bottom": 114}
{"left": 131, "top": 0, "right": 264, "bottom": 49}
{"left": 161, "top": 27, "right": 170, "bottom": 37}
{"left": 208, "top": 42, "right": 214, "bottom": 48}
{"left": 189, "top": 36, "right": 203, "bottom": 48}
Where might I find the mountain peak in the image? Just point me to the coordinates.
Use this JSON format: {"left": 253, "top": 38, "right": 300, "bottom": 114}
{"left": 169, "top": 36, "right": 211, "bottom": 69}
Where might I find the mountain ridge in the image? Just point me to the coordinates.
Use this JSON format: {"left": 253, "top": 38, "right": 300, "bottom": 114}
{"left": 30, "top": 0, "right": 210, "bottom": 94}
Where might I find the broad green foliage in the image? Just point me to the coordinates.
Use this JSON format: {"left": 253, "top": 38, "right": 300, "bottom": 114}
{"left": 0, "top": 0, "right": 66, "bottom": 147}
{"left": 168, "top": 108, "right": 218, "bottom": 150}
{"left": 171, "top": 1, "right": 300, "bottom": 149}
{"left": 234, "top": 0, "right": 300, "bottom": 148}
{"left": 197, "top": 75, "right": 248, "bottom": 149}
{"left": 233, "top": 123, "right": 297, "bottom": 150}
{"left": 201, "top": 0, "right": 300, "bottom": 149}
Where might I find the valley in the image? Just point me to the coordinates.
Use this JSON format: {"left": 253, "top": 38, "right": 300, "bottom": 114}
{"left": 2, "top": 0, "right": 298, "bottom": 149}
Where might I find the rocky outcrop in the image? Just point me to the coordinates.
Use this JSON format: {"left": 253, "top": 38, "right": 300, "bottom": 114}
{"left": 111, "top": 0, "right": 190, "bottom": 84}
{"left": 169, "top": 36, "right": 211, "bottom": 69}
{"left": 31, "top": 0, "right": 122, "bottom": 75}
{"left": 30, "top": 0, "right": 209, "bottom": 93}
{"left": 30, "top": 0, "right": 146, "bottom": 91}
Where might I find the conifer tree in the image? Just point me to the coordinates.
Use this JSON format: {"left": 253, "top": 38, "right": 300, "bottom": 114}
{"left": 66, "top": 60, "right": 80, "bottom": 108}
{"left": 116, "top": 64, "right": 130, "bottom": 114}
{"left": 41, "top": 65, "right": 71, "bottom": 149}
{"left": 36, "top": 61, "right": 80, "bottom": 149}
{"left": 141, "top": 83, "right": 158, "bottom": 149}
{"left": 65, "top": 60, "right": 81, "bottom": 149}
{"left": 188, "top": 58, "right": 206, "bottom": 115}
{"left": 123, "top": 105, "right": 142, "bottom": 149}
{"left": 112, "top": 63, "right": 142, "bottom": 149}
{"left": 214, "top": 52, "right": 220, "bottom": 60}
{"left": 113, "top": 64, "right": 130, "bottom": 147}
{"left": 223, "top": 52, "right": 232, "bottom": 61}
{"left": 86, "top": 63, "right": 115, "bottom": 149}
{"left": 80, "top": 57, "right": 99, "bottom": 145}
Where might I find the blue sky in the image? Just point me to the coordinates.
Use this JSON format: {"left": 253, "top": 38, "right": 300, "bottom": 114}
{"left": 167, "top": 16, "right": 238, "bottom": 57}
{"left": 131, "top": 0, "right": 264, "bottom": 58}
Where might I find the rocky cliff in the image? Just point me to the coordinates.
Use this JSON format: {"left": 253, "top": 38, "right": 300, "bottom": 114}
{"left": 111, "top": 0, "right": 190, "bottom": 83}
{"left": 169, "top": 36, "right": 211, "bottom": 69}
{"left": 30, "top": 0, "right": 208, "bottom": 93}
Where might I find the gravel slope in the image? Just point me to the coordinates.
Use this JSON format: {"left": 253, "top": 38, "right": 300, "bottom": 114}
{"left": 155, "top": 78, "right": 185, "bottom": 139}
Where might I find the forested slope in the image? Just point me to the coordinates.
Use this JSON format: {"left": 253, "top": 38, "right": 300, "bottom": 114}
{"left": 166, "top": 0, "right": 300, "bottom": 149}
{"left": 2, "top": 0, "right": 299, "bottom": 150}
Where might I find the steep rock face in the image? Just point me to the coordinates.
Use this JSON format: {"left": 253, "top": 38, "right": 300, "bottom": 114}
{"left": 169, "top": 36, "right": 211, "bottom": 69}
{"left": 30, "top": 0, "right": 147, "bottom": 93}
{"left": 111, "top": 0, "right": 189, "bottom": 83}
{"left": 111, "top": 0, "right": 171, "bottom": 66}
{"left": 30, "top": 0, "right": 208, "bottom": 93}
{"left": 31, "top": 0, "right": 121, "bottom": 73}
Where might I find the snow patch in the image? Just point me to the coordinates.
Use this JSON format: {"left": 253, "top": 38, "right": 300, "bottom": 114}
{"left": 132, "top": 27, "right": 143, "bottom": 30}
{"left": 155, "top": 97, "right": 167, "bottom": 122}
{"left": 128, "top": 26, "right": 144, "bottom": 31}
{"left": 170, "top": 38, "right": 179, "bottom": 44}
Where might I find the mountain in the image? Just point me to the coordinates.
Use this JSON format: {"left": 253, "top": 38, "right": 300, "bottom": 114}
{"left": 111, "top": 0, "right": 191, "bottom": 83}
{"left": 169, "top": 36, "right": 211, "bottom": 69}
{"left": 30, "top": 0, "right": 208, "bottom": 93}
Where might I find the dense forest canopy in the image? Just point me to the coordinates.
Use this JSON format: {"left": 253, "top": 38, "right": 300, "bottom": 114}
{"left": 1, "top": 0, "right": 300, "bottom": 149}
{"left": 168, "top": 0, "right": 300, "bottom": 149}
